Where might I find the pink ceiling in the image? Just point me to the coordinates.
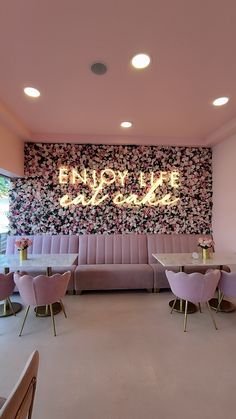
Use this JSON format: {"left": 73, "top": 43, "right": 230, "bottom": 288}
{"left": 1, "top": 0, "right": 236, "bottom": 146}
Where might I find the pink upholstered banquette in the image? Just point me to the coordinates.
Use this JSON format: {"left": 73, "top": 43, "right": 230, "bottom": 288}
{"left": 75, "top": 234, "right": 153, "bottom": 293}
{"left": 5, "top": 233, "right": 222, "bottom": 293}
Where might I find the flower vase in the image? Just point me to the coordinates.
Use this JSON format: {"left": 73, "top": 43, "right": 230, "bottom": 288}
{"left": 202, "top": 248, "right": 210, "bottom": 260}
{"left": 19, "top": 248, "right": 27, "bottom": 262}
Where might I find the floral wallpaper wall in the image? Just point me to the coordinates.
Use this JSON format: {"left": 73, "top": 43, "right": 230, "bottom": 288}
{"left": 9, "top": 143, "right": 212, "bottom": 235}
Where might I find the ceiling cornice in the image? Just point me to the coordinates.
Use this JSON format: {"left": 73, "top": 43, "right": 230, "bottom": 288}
{"left": 0, "top": 101, "right": 31, "bottom": 140}
{"left": 205, "top": 116, "right": 236, "bottom": 145}
{"left": 3, "top": 100, "right": 235, "bottom": 147}
{"left": 30, "top": 133, "right": 205, "bottom": 147}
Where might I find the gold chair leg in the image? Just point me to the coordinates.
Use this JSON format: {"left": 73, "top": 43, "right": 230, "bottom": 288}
{"left": 206, "top": 302, "right": 218, "bottom": 330}
{"left": 216, "top": 292, "right": 224, "bottom": 313}
{"left": 198, "top": 303, "right": 202, "bottom": 313}
{"left": 3, "top": 300, "right": 7, "bottom": 316}
{"left": 50, "top": 304, "right": 56, "bottom": 336}
{"left": 184, "top": 300, "right": 188, "bottom": 332}
{"left": 19, "top": 306, "right": 30, "bottom": 336}
{"left": 60, "top": 300, "right": 67, "bottom": 318}
{"left": 170, "top": 298, "right": 177, "bottom": 314}
{"left": 7, "top": 297, "right": 16, "bottom": 315}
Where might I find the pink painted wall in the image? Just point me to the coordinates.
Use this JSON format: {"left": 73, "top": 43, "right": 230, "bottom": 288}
{"left": 0, "top": 123, "right": 24, "bottom": 177}
{"left": 212, "top": 135, "right": 236, "bottom": 254}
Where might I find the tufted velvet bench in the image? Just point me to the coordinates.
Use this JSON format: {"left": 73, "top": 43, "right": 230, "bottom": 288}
{"left": 4, "top": 235, "right": 79, "bottom": 292}
{"left": 74, "top": 234, "right": 154, "bottom": 294}
{"left": 4, "top": 233, "right": 227, "bottom": 294}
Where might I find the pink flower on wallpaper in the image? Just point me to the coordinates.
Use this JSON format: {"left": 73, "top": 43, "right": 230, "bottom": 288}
{"left": 9, "top": 143, "right": 213, "bottom": 235}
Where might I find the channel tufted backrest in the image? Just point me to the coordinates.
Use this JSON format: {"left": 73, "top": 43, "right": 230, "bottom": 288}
{"left": 6, "top": 236, "right": 34, "bottom": 255}
{"left": 147, "top": 234, "right": 213, "bottom": 264}
{"left": 6, "top": 235, "right": 79, "bottom": 255}
{"left": 78, "top": 234, "right": 148, "bottom": 264}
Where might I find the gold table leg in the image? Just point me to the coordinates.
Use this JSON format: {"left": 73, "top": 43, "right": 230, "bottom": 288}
{"left": 209, "top": 286, "right": 236, "bottom": 312}
{"left": 35, "top": 302, "right": 61, "bottom": 317}
{"left": 169, "top": 299, "right": 197, "bottom": 314}
{"left": 46, "top": 266, "right": 52, "bottom": 276}
{"left": 0, "top": 301, "right": 22, "bottom": 317}
{"left": 209, "top": 298, "right": 236, "bottom": 313}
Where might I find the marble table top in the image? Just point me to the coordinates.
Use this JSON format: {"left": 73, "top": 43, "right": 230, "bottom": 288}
{"left": 0, "top": 253, "right": 78, "bottom": 269}
{"left": 152, "top": 252, "right": 236, "bottom": 267}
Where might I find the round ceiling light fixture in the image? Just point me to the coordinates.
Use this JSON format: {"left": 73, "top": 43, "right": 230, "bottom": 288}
{"left": 24, "top": 86, "right": 41, "bottom": 98}
{"left": 120, "top": 121, "right": 133, "bottom": 128}
{"left": 212, "top": 96, "right": 229, "bottom": 107}
{"left": 131, "top": 53, "right": 151, "bottom": 69}
{"left": 91, "top": 62, "right": 107, "bottom": 75}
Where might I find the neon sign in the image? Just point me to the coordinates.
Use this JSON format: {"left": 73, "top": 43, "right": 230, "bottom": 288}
{"left": 58, "top": 168, "right": 180, "bottom": 207}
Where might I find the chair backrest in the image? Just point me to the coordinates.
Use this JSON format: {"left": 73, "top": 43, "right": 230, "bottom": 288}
{"left": 0, "top": 273, "right": 15, "bottom": 301}
{"left": 218, "top": 271, "right": 236, "bottom": 297}
{"left": 14, "top": 272, "right": 71, "bottom": 306}
{"left": 165, "top": 269, "right": 220, "bottom": 303}
{"left": 33, "top": 271, "right": 71, "bottom": 305}
{"left": 0, "top": 350, "right": 39, "bottom": 419}
{"left": 78, "top": 234, "right": 148, "bottom": 264}
{"left": 147, "top": 234, "right": 213, "bottom": 264}
{"left": 14, "top": 274, "right": 37, "bottom": 306}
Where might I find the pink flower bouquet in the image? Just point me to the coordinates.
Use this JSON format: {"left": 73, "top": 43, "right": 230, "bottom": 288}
{"left": 15, "top": 238, "right": 32, "bottom": 251}
{"left": 197, "top": 237, "right": 214, "bottom": 249}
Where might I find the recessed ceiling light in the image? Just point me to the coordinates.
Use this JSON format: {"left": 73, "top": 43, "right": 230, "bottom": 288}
{"left": 120, "top": 121, "right": 133, "bottom": 128}
{"left": 24, "top": 87, "right": 41, "bottom": 98}
{"left": 131, "top": 53, "right": 151, "bottom": 69}
{"left": 212, "top": 96, "right": 229, "bottom": 107}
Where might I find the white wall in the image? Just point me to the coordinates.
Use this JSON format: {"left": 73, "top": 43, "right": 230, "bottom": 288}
{"left": 212, "top": 135, "right": 236, "bottom": 253}
{"left": 0, "top": 123, "right": 24, "bottom": 177}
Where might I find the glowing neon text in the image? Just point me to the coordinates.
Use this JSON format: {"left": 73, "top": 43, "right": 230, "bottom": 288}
{"left": 58, "top": 168, "right": 180, "bottom": 207}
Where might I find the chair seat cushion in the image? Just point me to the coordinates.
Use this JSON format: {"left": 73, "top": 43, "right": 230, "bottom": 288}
{"left": 75, "top": 264, "right": 154, "bottom": 291}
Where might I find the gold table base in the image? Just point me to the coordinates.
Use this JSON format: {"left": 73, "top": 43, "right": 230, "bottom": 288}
{"left": 0, "top": 302, "right": 22, "bottom": 317}
{"left": 34, "top": 302, "right": 62, "bottom": 317}
{"left": 169, "top": 299, "right": 197, "bottom": 314}
{"left": 209, "top": 298, "right": 236, "bottom": 313}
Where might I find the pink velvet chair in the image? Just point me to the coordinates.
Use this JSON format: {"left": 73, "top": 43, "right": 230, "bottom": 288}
{"left": 0, "top": 273, "right": 16, "bottom": 317}
{"left": 0, "top": 350, "right": 39, "bottom": 419}
{"left": 14, "top": 271, "right": 71, "bottom": 336}
{"left": 216, "top": 271, "right": 236, "bottom": 311}
{"left": 165, "top": 269, "right": 220, "bottom": 332}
